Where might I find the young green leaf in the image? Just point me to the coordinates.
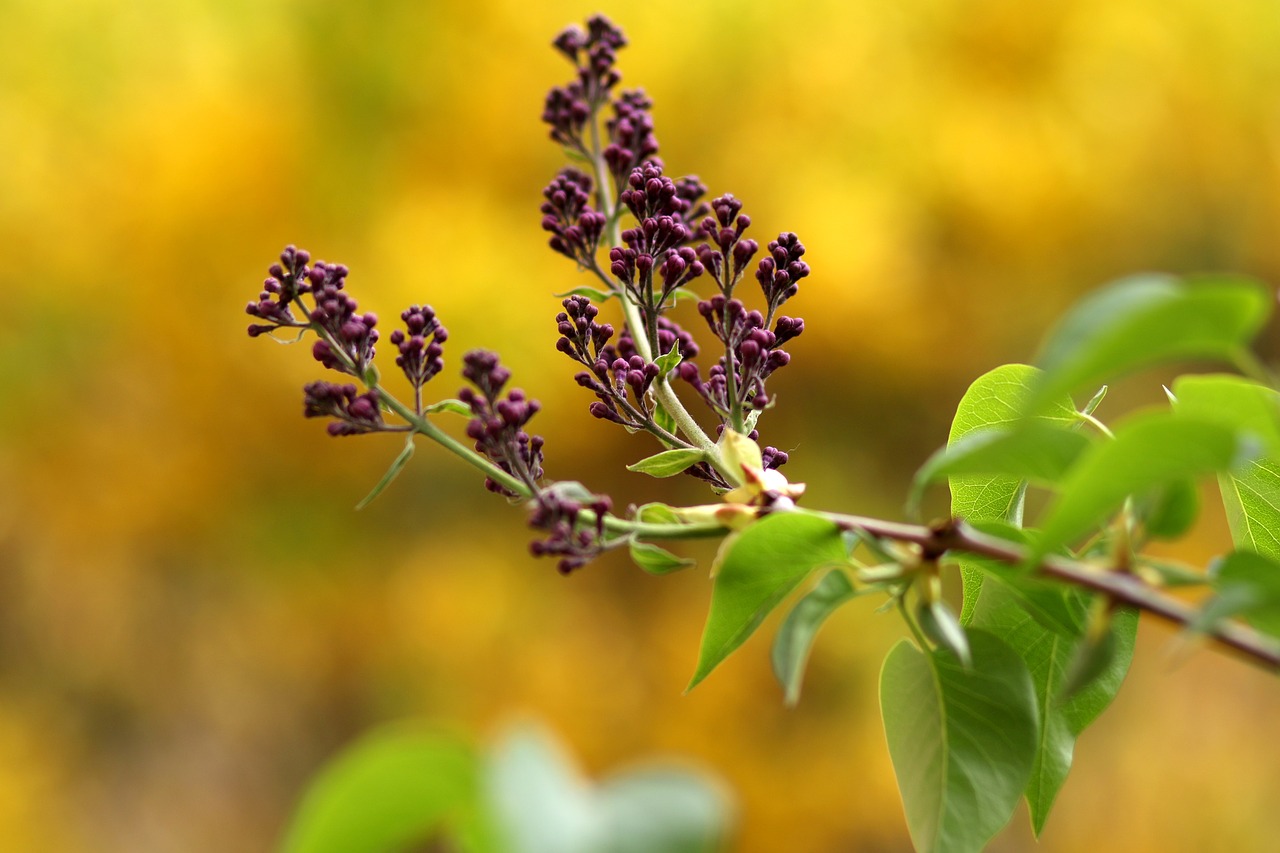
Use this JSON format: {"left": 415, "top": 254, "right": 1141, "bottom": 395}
{"left": 771, "top": 570, "right": 860, "bottom": 707}
{"left": 689, "top": 512, "right": 845, "bottom": 691}
{"left": 653, "top": 402, "right": 678, "bottom": 437}
{"left": 880, "top": 630, "right": 1039, "bottom": 853}
{"left": 627, "top": 448, "right": 705, "bottom": 478}
{"left": 653, "top": 341, "right": 685, "bottom": 378}
{"left": 1024, "top": 273, "right": 1271, "bottom": 415}
{"left": 629, "top": 540, "right": 695, "bottom": 575}
{"left": 1173, "top": 375, "right": 1280, "bottom": 559}
{"left": 281, "top": 724, "right": 481, "bottom": 853}
{"left": 355, "top": 437, "right": 415, "bottom": 511}
{"left": 424, "top": 399, "right": 475, "bottom": 417}
{"left": 944, "top": 364, "right": 1076, "bottom": 622}
{"left": 917, "top": 599, "right": 971, "bottom": 667}
{"left": 553, "top": 285, "right": 615, "bottom": 302}
{"left": 1031, "top": 412, "right": 1255, "bottom": 562}
{"left": 1131, "top": 478, "right": 1199, "bottom": 540}
{"left": 635, "top": 502, "right": 682, "bottom": 525}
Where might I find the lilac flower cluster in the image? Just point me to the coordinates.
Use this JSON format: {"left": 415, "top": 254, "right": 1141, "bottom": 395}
{"left": 459, "top": 350, "right": 545, "bottom": 497}
{"left": 246, "top": 245, "right": 312, "bottom": 335}
{"left": 528, "top": 486, "right": 614, "bottom": 574}
{"left": 302, "top": 381, "right": 384, "bottom": 436}
{"left": 556, "top": 296, "right": 697, "bottom": 435}
{"left": 247, "top": 246, "right": 454, "bottom": 437}
{"left": 539, "top": 16, "right": 811, "bottom": 456}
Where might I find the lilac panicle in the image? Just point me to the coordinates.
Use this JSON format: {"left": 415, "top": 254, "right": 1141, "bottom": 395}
{"left": 542, "top": 15, "right": 628, "bottom": 150}
{"left": 683, "top": 295, "right": 800, "bottom": 418}
{"left": 603, "top": 89, "right": 660, "bottom": 189}
{"left": 303, "top": 381, "right": 385, "bottom": 436}
{"left": 696, "top": 194, "right": 759, "bottom": 291}
{"left": 246, "top": 245, "right": 312, "bottom": 336}
{"left": 528, "top": 487, "right": 613, "bottom": 574}
{"left": 756, "top": 232, "right": 809, "bottom": 317}
{"left": 541, "top": 169, "right": 607, "bottom": 266}
{"left": 459, "top": 351, "right": 545, "bottom": 497}
{"left": 306, "top": 261, "right": 379, "bottom": 377}
{"left": 389, "top": 305, "right": 448, "bottom": 393}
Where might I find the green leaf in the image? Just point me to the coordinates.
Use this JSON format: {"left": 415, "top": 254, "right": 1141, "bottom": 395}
{"left": 961, "top": 523, "right": 1137, "bottom": 834}
{"left": 486, "top": 725, "right": 729, "bottom": 853}
{"left": 424, "top": 398, "right": 474, "bottom": 417}
{"left": 1199, "top": 551, "right": 1280, "bottom": 637}
{"left": 281, "top": 724, "right": 480, "bottom": 853}
{"left": 627, "top": 448, "right": 705, "bottom": 478}
{"left": 635, "top": 502, "right": 682, "bottom": 525}
{"left": 917, "top": 599, "right": 971, "bottom": 667}
{"left": 355, "top": 437, "right": 415, "bottom": 511}
{"left": 629, "top": 540, "right": 695, "bottom": 575}
{"left": 653, "top": 403, "right": 678, "bottom": 436}
{"left": 1031, "top": 412, "right": 1254, "bottom": 561}
{"left": 1131, "top": 478, "right": 1199, "bottom": 540}
{"left": 771, "top": 570, "right": 860, "bottom": 707}
{"left": 913, "top": 422, "right": 1089, "bottom": 513}
{"left": 1025, "top": 273, "right": 1270, "bottom": 414}
{"left": 879, "top": 631, "right": 1039, "bottom": 853}
{"left": 689, "top": 512, "right": 845, "bottom": 690}
{"left": 945, "top": 364, "right": 1076, "bottom": 622}
{"left": 1172, "top": 375, "right": 1280, "bottom": 560}
{"left": 595, "top": 770, "right": 730, "bottom": 853}
{"left": 554, "top": 285, "right": 615, "bottom": 302}
{"left": 653, "top": 341, "right": 685, "bottom": 378}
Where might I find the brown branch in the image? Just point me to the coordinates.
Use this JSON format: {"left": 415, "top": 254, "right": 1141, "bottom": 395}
{"left": 824, "top": 512, "right": 1280, "bottom": 672}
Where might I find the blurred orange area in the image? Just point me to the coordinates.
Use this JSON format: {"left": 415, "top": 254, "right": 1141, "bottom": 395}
{"left": 3, "top": 1, "right": 1280, "bottom": 850}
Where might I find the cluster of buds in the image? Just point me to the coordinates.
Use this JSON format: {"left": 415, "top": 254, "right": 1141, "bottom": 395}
{"left": 756, "top": 232, "right": 810, "bottom": 319}
{"left": 528, "top": 485, "right": 614, "bottom": 574}
{"left": 390, "top": 305, "right": 448, "bottom": 406}
{"left": 541, "top": 169, "right": 606, "bottom": 267}
{"left": 302, "top": 381, "right": 385, "bottom": 436}
{"left": 556, "top": 297, "right": 699, "bottom": 434}
{"left": 696, "top": 194, "right": 759, "bottom": 293}
{"left": 543, "top": 15, "right": 629, "bottom": 153}
{"left": 603, "top": 90, "right": 660, "bottom": 188}
{"left": 610, "top": 163, "right": 708, "bottom": 313}
{"left": 246, "top": 245, "right": 312, "bottom": 335}
{"left": 306, "top": 262, "right": 379, "bottom": 377}
{"left": 459, "top": 351, "right": 545, "bottom": 497}
{"left": 684, "top": 296, "right": 801, "bottom": 417}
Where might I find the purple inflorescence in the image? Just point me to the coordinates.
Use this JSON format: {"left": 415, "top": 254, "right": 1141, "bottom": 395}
{"left": 459, "top": 350, "right": 545, "bottom": 497}
{"left": 542, "top": 14, "right": 628, "bottom": 151}
{"left": 696, "top": 194, "right": 760, "bottom": 292}
{"left": 303, "top": 381, "right": 385, "bottom": 436}
{"left": 541, "top": 169, "right": 607, "bottom": 266}
{"left": 389, "top": 305, "right": 448, "bottom": 393}
{"left": 756, "top": 232, "right": 810, "bottom": 318}
{"left": 306, "top": 261, "right": 379, "bottom": 377}
{"left": 603, "top": 89, "right": 660, "bottom": 189}
{"left": 246, "top": 245, "right": 312, "bottom": 336}
{"left": 528, "top": 488, "right": 614, "bottom": 574}
{"left": 681, "top": 295, "right": 802, "bottom": 418}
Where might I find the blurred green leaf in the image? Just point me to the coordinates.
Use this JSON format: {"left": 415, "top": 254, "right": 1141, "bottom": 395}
{"left": 486, "top": 725, "right": 729, "bottom": 853}
{"left": 355, "top": 437, "right": 415, "bottom": 511}
{"left": 914, "top": 422, "right": 1089, "bottom": 513}
{"left": 689, "top": 512, "right": 845, "bottom": 690}
{"left": 1197, "top": 551, "right": 1280, "bottom": 638}
{"left": 627, "top": 448, "right": 705, "bottom": 478}
{"left": 771, "top": 570, "right": 860, "bottom": 706}
{"left": 1133, "top": 477, "right": 1200, "bottom": 540}
{"left": 880, "top": 631, "right": 1038, "bottom": 853}
{"left": 1031, "top": 412, "right": 1254, "bottom": 562}
{"left": 917, "top": 599, "right": 971, "bottom": 667}
{"left": 280, "top": 724, "right": 480, "bottom": 853}
{"left": 654, "top": 402, "right": 678, "bottom": 436}
{"left": 1173, "top": 375, "right": 1280, "bottom": 559}
{"left": 946, "top": 364, "right": 1076, "bottom": 622}
{"left": 629, "top": 540, "right": 695, "bottom": 575}
{"left": 1025, "top": 274, "right": 1271, "bottom": 414}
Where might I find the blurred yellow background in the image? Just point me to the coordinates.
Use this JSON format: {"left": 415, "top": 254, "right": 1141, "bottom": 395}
{"left": 3, "top": 0, "right": 1280, "bottom": 850}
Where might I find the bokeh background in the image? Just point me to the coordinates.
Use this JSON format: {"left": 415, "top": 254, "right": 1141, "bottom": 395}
{"left": 3, "top": 0, "right": 1280, "bottom": 850}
